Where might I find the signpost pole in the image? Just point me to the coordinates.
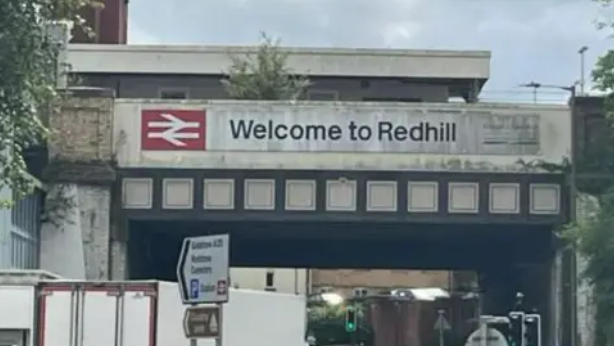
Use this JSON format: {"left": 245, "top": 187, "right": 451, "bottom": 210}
{"left": 216, "top": 303, "right": 223, "bottom": 346}
{"left": 439, "top": 323, "right": 445, "bottom": 346}
{"left": 434, "top": 309, "right": 449, "bottom": 346}
{"left": 189, "top": 303, "right": 198, "bottom": 346}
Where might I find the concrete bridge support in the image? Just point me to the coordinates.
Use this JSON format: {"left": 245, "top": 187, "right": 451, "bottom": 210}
{"left": 39, "top": 87, "right": 128, "bottom": 280}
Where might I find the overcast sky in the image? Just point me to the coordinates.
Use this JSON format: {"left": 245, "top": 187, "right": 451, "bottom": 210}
{"left": 127, "top": 0, "right": 613, "bottom": 103}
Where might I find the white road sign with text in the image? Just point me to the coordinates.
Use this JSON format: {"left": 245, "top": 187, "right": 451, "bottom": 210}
{"left": 176, "top": 234, "right": 230, "bottom": 304}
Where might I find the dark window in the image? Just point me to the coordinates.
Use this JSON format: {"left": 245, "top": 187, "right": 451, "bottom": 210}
{"left": 159, "top": 89, "right": 188, "bottom": 99}
{"left": 266, "top": 271, "right": 275, "bottom": 287}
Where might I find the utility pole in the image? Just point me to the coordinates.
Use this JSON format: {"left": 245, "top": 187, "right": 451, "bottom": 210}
{"left": 518, "top": 82, "right": 540, "bottom": 103}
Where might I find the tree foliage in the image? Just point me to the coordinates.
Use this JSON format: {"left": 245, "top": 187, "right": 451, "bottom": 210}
{"left": 566, "top": 1, "right": 614, "bottom": 344}
{"left": 221, "top": 33, "right": 311, "bottom": 100}
{"left": 0, "top": 0, "right": 98, "bottom": 202}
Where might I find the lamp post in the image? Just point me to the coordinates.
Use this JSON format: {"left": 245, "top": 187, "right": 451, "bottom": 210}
{"left": 519, "top": 82, "right": 578, "bottom": 346}
{"left": 578, "top": 46, "right": 589, "bottom": 95}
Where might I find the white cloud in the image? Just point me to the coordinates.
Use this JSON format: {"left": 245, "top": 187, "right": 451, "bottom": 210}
{"left": 127, "top": 0, "right": 613, "bottom": 101}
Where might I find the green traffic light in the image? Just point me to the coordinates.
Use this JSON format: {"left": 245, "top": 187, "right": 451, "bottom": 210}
{"left": 345, "top": 308, "right": 357, "bottom": 332}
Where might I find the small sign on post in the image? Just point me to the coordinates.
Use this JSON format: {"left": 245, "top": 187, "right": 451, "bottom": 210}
{"left": 176, "top": 234, "right": 230, "bottom": 304}
{"left": 183, "top": 306, "right": 221, "bottom": 339}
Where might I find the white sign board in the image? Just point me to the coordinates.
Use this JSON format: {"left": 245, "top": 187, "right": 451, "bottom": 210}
{"left": 176, "top": 234, "right": 230, "bottom": 304}
{"left": 204, "top": 107, "right": 541, "bottom": 155}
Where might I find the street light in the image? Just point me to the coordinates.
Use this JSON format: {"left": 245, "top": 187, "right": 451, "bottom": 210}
{"left": 320, "top": 292, "right": 344, "bottom": 305}
{"left": 520, "top": 81, "right": 579, "bottom": 346}
{"left": 578, "top": 46, "right": 589, "bottom": 95}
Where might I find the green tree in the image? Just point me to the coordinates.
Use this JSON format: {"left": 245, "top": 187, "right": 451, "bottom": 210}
{"left": 221, "top": 33, "right": 311, "bottom": 100}
{"left": 564, "top": 1, "right": 614, "bottom": 344}
{"left": 0, "top": 0, "right": 98, "bottom": 202}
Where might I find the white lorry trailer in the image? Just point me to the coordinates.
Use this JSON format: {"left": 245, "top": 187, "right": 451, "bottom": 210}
{"left": 0, "top": 271, "right": 307, "bottom": 346}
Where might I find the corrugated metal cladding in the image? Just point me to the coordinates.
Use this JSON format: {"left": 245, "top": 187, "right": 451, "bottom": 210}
{"left": 0, "top": 187, "right": 41, "bottom": 269}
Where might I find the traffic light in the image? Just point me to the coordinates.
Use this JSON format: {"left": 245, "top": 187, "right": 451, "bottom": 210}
{"left": 524, "top": 314, "right": 541, "bottom": 346}
{"left": 345, "top": 306, "right": 357, "bottom": 332}
{"left": 508, "top": 311, "right": 525, "bottom": 346}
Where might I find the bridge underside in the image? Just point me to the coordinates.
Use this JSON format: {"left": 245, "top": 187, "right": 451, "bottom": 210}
{"left": 127, "top": 219, "right": 557, "bottom": 345}
{"left": 119, "top": 168, "right": 568, "bottom": 346}
{"left": 128, "top": 220, "right": 554, "bottom": 270}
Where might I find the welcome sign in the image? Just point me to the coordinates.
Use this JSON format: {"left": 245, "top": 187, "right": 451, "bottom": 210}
{"left": 202, "top": 108, "right": 541, "bottom": 155}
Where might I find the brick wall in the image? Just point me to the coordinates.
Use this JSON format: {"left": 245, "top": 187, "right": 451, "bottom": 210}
{"left": 48, "top": 88, "right": 114, "bottom": 163}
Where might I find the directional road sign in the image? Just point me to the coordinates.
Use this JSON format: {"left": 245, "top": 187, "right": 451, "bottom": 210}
{"left": 177, "top": 234, "right": 230, "bottom": 304}
{"left": 141, "top": 109, "right": 206, "bottom": 150}
{"left": 183, "top": 306, "right": 221, "bottom": 338}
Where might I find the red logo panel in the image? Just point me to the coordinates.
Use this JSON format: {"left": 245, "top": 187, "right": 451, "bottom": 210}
{"left": 141, "top": 109, "right": 206, "bottom": 150}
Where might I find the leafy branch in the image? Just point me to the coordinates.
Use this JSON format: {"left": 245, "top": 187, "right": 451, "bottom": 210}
{"left": 0, "top": 0, "right": 101, "bottom": 207}
{"left": 222, "top": 32, "right": 311, "bottom": 100}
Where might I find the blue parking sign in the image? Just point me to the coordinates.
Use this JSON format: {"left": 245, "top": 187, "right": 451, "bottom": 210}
{"left": 190, "top": 279, "right": 199, "bottom": 299}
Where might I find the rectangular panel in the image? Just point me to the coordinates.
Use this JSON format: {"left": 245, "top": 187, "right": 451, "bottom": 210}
{"left": 122, "top": 289, "right": 155, "bottom": 346}
{"left": 204, "top": 179, "right": 235, "bottom": 210}
{"left": 366, "top": 181, "right": 397, "bottom": 212}
{"left": 205, "top": 108, "right": 540, "bottom": 155}
{"left": 0, "top": 286, "right": 35, "bottom": 329}
{"left": 244, "top": 179, "right": 275, "bottom": 210}
{"left": 81, "top": 290, "right": 118, "bottom": 346}
{"left": 122, "top": 178, "right": 153, "bottom": 209}
{"left": 285, "top": 180, "right": 316, "bottom": 211}
{"left": 162, "top": 178, "right": 194, "bottom": 209}
{"left": 408, "top": 182, "right": 439, "bottom": 213}
{"left": 41, "top": 287, "right": 74, "bottom": 346}
{"left": 448, "top": 183, "right": 479, "bottom": 214}
{"left": 530, "top": 184, "right": 561, "bottom": 215}
{"left": 489, "top": 183, "right": 520, "bottom": 214}
{"left": 326, "top": 180, "right": 357, "bottom": 211}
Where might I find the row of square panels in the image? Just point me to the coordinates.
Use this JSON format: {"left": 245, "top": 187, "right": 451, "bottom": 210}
{"left": 122, "top": 178, "right": 562, "bottom": 215}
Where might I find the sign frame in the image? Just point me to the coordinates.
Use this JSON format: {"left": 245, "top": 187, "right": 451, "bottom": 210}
{"left": 176, "top": 234, "right": 230, "bottom": 304}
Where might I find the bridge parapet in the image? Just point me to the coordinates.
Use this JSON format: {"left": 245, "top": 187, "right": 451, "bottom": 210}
{"left": 112, "top": 99, "right": 571, "bottom": 173}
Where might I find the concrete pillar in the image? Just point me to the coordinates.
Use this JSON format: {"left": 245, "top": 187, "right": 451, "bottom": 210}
{"left": 40, "top": 184, "right": 111, "bottom": 279}
{"left": 39, "top": 87, "right": 127, "bottom": 280}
